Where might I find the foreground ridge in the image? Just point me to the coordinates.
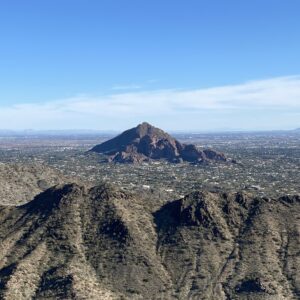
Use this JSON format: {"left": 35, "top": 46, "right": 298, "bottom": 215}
{"left": 90, "top": 122, "right": 228, "bottom": 163}
{"left": 0, "top": 183, "right": 299, "bottom": 299}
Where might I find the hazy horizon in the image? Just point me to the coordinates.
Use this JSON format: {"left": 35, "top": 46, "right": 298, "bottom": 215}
{"left": 0, "top": 125, "right": 299, "bottom": 135}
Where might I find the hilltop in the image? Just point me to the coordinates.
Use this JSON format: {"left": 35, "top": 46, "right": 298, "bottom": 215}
{"left": 90, "top": 122, "right": 227, "bottom": 163}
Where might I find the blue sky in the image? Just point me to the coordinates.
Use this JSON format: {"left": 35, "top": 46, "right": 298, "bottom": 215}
{"left": 0, "top": 0, "right": 299, "bottom": 130}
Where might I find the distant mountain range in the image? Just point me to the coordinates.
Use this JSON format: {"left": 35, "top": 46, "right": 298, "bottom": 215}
{"left": 90, "top": 122, "right": 228, "bottom": 163}
{"left": 0, "top": 129, "right": 118, "bottom": 137}
{"left": 0, "top": 127, "right": 299, "bottom": 137}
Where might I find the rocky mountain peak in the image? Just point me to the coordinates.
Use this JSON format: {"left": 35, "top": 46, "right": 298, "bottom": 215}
{"left": 23, "top": 183, "right": 84, "bottom": 213}
{"left": 90, "top": 122, "right": 228, "bottom": 164}
{"left": 134, "top": 122, "right": 171, "bottom": 139}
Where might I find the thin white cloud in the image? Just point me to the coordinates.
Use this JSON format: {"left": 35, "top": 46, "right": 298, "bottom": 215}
{"left": 111, "top": 84, "right": 142, "bottom": 90}
{"left": 0, "top": 76, "right": 299, "bottom": 130}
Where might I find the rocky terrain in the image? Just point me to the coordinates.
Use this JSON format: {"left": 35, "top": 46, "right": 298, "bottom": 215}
{"left": 0, "top": 182, "right": 299, "bottom": 299}
{"left": 0, "top": 163, "right": 69, "bottom": 205}
{"left": 90, "top": 122, "right": 227, "bottom": 163}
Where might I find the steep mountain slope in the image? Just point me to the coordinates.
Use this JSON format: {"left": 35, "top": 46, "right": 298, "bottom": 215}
{"left": 90, "top": 122, "right": 227, "bottom": 163}
{"left": 0, "top": 163, "right": 69, "bottom": 205}
{"left": 0, "top": 183, "right": 299, "bottom": 299}
{"left": 154, "top": 192, "right": 300, "bottom": 299}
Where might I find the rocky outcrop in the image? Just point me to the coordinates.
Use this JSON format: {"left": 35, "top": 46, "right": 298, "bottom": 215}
{"left": 90, "top": 122, "right": 228, "bottom": 163}
{"left": 0, "top": 183, "right": 299, "bottom": 299}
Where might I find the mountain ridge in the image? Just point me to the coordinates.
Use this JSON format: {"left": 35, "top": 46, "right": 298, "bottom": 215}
{"left": 0, "top": 182, "right": 299, "bottom": 299}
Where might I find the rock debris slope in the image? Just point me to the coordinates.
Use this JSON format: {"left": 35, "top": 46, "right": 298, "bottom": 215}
{"left": 90, "top": 122, "right": 227, "bottom": 163}
{"left": 0, "top": 163, "right": 69, "bottom": 205}
{"left": 0, "top": 183, "right": 299, "bottom": 299}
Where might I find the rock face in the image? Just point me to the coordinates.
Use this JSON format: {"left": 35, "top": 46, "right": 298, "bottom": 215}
{"left": 0, "top": 183, "right": 299, "bottom": 299}
{"left": 90, "top": 122, "right": 227, "bottom": 163}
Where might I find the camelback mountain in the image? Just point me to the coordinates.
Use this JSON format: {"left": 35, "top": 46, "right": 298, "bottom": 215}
{"left": 0, "top": 183, "right": 299, "bottom": 299}
{"left": 90, "top": 122, "right": 227, "bottom": 163}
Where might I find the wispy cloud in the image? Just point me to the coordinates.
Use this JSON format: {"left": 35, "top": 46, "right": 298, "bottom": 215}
{"left": 1, "top": 76, "right": 299, "bottom": 130}
{"left": 111, "top": 84, "right": 142, "bottom": 91}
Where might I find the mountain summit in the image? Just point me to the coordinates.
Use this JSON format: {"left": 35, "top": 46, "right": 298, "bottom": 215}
{"left": 90, "top": 122, "right": 227, "bottom": 163}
